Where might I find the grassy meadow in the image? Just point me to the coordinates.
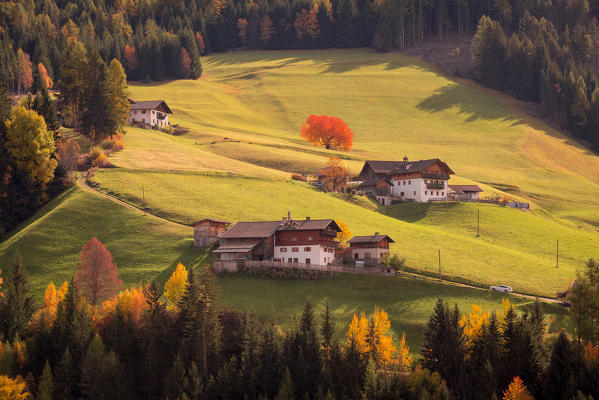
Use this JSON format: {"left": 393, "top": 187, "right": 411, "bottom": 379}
{"left": 3, "top": 48, "right": 599, "bottom": 346}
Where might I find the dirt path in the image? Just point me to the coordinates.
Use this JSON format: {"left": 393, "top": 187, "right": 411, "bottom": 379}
{"left": 76, "top": 174, "right": 191, "bottom": 229}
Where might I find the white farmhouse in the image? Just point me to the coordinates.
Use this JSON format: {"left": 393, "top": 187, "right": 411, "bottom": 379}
{"left": 128, "top": 100, "right": 172, "bottom": 128}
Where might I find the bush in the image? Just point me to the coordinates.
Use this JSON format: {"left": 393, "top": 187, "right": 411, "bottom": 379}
{"left": 291, "top": 173, "right": 307, "bottom": 182}
{"left": 385, "top": 254, "right": 407, "bottom": 271}
{"left": 89, "top": 146, "right": 112, "bottom": 168}
{"left": 101, "top": 133, "right": 125, "bottom": 151}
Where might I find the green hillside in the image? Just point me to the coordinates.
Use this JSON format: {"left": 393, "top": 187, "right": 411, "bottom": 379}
{"left": 2, "top": 48, "right": 598, "bottom": 318}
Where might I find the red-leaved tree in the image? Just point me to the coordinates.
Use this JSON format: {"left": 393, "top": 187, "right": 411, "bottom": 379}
{"left": 300, "top": 114, "right": 353, "bottom": 150}
{"left": 75, "top": 237, "right": 123, "bottom": 306}
{"left": 123, "top": 45, "right": 139, "bottom": 73}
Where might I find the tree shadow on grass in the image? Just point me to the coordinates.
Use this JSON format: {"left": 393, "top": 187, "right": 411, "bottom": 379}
{"left": 417, "top": 83, "right": 524, "bottom": 124}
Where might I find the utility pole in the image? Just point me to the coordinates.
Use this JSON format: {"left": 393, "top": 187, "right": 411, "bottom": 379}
{"left": 142, "top": 186, "right": 145, "bottom": 216}
{"left": 556, "top": 239, "right": 559, "bottom": 268}
{"left": 477, "top": 208, "right": 480, "bottom": 237}
{"left": 438, "top": 249, "right": 441, "bottom": 279}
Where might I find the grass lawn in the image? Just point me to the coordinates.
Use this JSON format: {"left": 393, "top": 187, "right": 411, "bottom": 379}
{"left": 215, "top": 273, "right": 569, "bottom": 353}
{"left": 90, "top": 168, "right": 599, "bottom": 297}
{"left": 0, "top": 187, "right": 198, "bottom": 300}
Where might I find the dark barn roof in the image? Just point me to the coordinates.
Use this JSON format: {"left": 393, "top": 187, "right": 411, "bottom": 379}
{"left": 388, "top": 159, "right": 455, "bottom": 175}
{"left": 191, "top": 219, "right": 231, "bottom": 227}
{"left": 219, "top": 218, "right": 341, "bottom": 239}
{"left": 348, "top": 235, "right": 395, "bottom": 244}
{"left": 448, "top": 185, "right": 483, "bottom": 193}
{"left": 130, "top": 100, "right": 173, "bottom": 114}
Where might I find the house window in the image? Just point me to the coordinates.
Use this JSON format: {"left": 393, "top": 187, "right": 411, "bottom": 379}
{"left": 288, "top": 258, "right": 293, "bottom": 262}
{"left": 413, "top": 191, "right": 416, "bottom": 195}
{"left": 408, "top": 180, "right": 411, "bottom": 184}
{"left": 400, "top": 192, "right": 405, "bottom": 196}
{"left": 437, "top": 191, "right": 439, "bottom": 196}
{"left": 133, "top": 111, "right": 137, "bottom": 114}
{"left": 365, "top": 252, "right": 371, "bottom": 259}
{"left": 280, "top": 248, "right": 287, "bottom": 252}
{"left": 306, "top": 258, "right": 311, "bottom": 264}
{"left": 292, "top": 247, "right": 299, "bottom": 252}
{"left": 141, "top": 110, "right": 146, "bottom": 114}
{"left": 442, "top": 192, "right": 444, "bottom": 196}
{"left": 308, "top": 236, "right": 312, "bottom": 241}
{"left": 294, "top": 258, "right": 299, "bottom": 263}
{"left": 292, "top": 237, "right": 297, "bottom": 241}
{"left": 304, "top": 247, "right": 311, "bottom": 251}
{"left": 152, "top": 110, "right": 155, "bottom": 114}
{"left": 142, "top": 118, "right": 145, "bottom": 122}
{"left": 425, "top": 191, "right": 428, "bottom": 195}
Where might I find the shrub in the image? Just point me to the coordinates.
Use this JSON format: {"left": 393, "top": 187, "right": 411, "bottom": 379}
{"left": 385, "top": 254, "right": 407, "bottom": 271}
{"left": 291, "top": 173, "right": 307, "bottom": 182}
{"left": 101, "top": 133, "right": 125, "bottom": 151}
{"left": 89, "top": 146, "right": 112, "bottom": 168}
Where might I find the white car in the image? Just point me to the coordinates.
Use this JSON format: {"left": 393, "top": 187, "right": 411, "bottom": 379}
{"left": 490, "top": 285, "right": 513, "bottom": 293}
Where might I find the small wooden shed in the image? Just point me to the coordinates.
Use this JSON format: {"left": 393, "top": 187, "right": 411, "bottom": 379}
{"left": 192, "top": 219, "right": 230, "bottom": 247}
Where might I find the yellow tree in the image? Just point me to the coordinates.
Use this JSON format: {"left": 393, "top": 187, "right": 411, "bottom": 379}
{"left": 503, "top": 376, "right": 533, "bottom": 400}
{"left": 397, "top": 333, "right": 413, "bottom": 371}
{"left": 346, "top": 307, "right": 398, "bottom": 367}
{"left": 336, "top": 220, "right": 352, "bottom": 248}
{"left": 164, "top": 263, "right": 188, "bottom": 310}
{"left": 322, "top": 156, "right": 348, "bottom": 192}
{"left": 497, "top": 298, "right": 513, "bottom": 331}
{"left": 346, "top": 312, "right": 368, "bottom": 353}
{"left": 0, "top": 376, "right": 29, "bottom": 400}
{"left": 459, "top": 304, "right": 490, "bottom": 348}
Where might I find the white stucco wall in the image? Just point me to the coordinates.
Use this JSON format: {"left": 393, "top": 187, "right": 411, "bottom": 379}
{"left": 129, "top": 109, "right": 169, "bottom": 127}
{"left": 275, "top": 245, "right": 334, "bottom": 266}
{"left": 390, "top": 177, "right": 448, "bottom": 203}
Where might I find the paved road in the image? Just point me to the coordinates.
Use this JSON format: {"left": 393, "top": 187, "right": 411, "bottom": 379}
{"left": 77, "top": 174, "right": 561, "bottom": 304}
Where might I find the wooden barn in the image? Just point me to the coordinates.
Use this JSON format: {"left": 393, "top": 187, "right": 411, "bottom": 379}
{"left": 192, "top": 219, "right": 230, "bottom": 247}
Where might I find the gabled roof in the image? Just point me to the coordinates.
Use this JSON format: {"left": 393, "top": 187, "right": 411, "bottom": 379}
{"left": 387, "top": 159, "right": 455, "bottom": 175}
{"left": 191, "top": 219, "right": 231, "bottom": 227}
{"left": 220, "top": 221, "right": 282, "bottom": 239}
{"left": 363, "top": 161, "right": 408, "bottom": 174}
{"left": 448, "top": 185, "right": 483, "bottom": 193}
{"left": 220, "top": 218, "right": 342, "bottom": 239}
{"left": 348, "top": 235, "right": 395, "bottom": 244}
{"left": 280, "top": 219, "right": 342, "bottom": 233}
{"left": 130, "top": 100, "right": 173, "bottom": 113}
{"left": 358, "top": 178, "right": 392, "bottom": 188}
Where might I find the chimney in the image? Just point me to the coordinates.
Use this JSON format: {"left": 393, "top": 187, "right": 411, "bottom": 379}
{"left": 375, "top": 232, "right": 379, "bottom": 235}
{"left": 306, "top": 216, "right": 311, "bottom": 221}
{"left": 288, "top": 210, "right": 291, "bottom": 221}
{"left": 403, "top": 155, "right": 408, "bottom": 162}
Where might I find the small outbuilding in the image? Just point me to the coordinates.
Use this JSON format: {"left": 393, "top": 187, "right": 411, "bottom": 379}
{"left": 192, "top": 219, "right": 230, "bottom": 247}
{"left": 448, "top": 185, "right": 483, "bottom": 201}
{"left": 129, "top": 100, "right": 172, "bottom": 128}
{"left": 348, "top": 234, "right": 394, "bottom": 263}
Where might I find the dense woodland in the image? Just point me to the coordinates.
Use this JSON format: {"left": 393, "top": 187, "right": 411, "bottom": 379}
{"left": 0, "top": 242, "right": 598, "bottom": 399}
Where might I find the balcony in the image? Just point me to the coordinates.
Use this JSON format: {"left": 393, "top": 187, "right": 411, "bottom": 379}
{"left": 422, "top": 173, "right": 449, "bottom": 180}
{"left": 157, "top": 113, "right": 166, "bottom": 120}
{"left": 427, "top": 182, "right": 445, "bottom": 189}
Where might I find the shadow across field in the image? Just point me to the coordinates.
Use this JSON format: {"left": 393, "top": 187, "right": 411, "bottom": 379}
{"left": 417, "top": 83, "right": 523, "bottom": 124}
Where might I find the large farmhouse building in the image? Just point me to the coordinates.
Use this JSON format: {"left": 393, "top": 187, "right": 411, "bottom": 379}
{"left": 358, "top": 158, "right": 454, "bottom": 204}
{"left": 213, "top": 214, "right": 341, "bottom": 266}
{"left": 128, "top": 100, "right": 172, "bottom": 128}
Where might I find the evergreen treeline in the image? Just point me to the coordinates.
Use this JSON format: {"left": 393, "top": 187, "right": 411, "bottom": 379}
{"left": 471, "top": 3, "right": 599, "bottom": 150}
{"left": 2, "top": 254, "right": 599, "bottom": 399}
{"left": 1, "top": 0, "right": 599, "bottom": 87}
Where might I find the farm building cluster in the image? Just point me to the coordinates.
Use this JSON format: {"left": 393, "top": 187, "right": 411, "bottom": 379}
{"left": 193, "top": 214, "right": 394, "bottom": 272}
{"left": 355, "top": 157, "right": 484, "bottom": 205}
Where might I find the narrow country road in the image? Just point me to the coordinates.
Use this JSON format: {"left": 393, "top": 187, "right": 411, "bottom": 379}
{"left": 77, "top": 174, "right": 560, "bottom": 304}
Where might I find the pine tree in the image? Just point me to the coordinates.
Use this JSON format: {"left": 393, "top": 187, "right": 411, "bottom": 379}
{"left": 57, "top": 42, "right": 87, "bottom": 131}
{"left": 543, "top": 332, "right": 578, "bottom": 399}
{"left": 274, "top": 367, "right": 294, "bottom": 400}
{"left": 32, "top": 89, "right": 59, "bottom": 135}
{"left": 37, "top": 360, "right": 53, "bottom": 400}
{"left": 320, "top": 300, "right": 335, "bottom": 359}
{"left": 335, "top": 0, "right": 358, "bottom": 47}
{"left": 1, "top": 255, "right": 35, "bottom": 342}
{"left": 53, "top": 348, "right": 75, "bottom": 400}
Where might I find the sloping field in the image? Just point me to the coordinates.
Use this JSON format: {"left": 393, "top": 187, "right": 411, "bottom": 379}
{"left": 90, "top": 169, "right": 599, "bottom": 297}
{"left": 0, "top": 187, "right": 198, "bottom": 298}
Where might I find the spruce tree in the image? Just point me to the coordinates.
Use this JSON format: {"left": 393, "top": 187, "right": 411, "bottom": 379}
{"left": 274, "top": 367, "right": 294, "bottom": 400}
{"left": 37, "top": 360, "right": 54, "bottom": 400}
{"left": 543, "top": 332, "right": 578, "bottom": 400}
{"left": 1, "top": 255, "right": 35, "bottom": 342}
{"left": 106, "top": 59, "right": 130, "bottom": 134}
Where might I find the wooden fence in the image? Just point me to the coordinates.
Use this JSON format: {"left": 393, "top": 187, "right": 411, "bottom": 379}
{"left": 214, "top": 260, "right": 394, "bottom": 277}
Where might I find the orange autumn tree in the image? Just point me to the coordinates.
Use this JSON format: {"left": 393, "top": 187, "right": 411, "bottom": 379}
{"left": 503, "top": 376, "right": 533, "bottom": 400}
{"left": 195, "top": 32, "right": 206, "bottom": 54}
{"left": 300, "top": 115, "right": 353, "bottom": 151}
{"left": 294, "top": 9, "right": 319, "bottom": 41}
{"left": 346, "top": 307, "right": 402, "bottom": 367}
{"left": 322, "top": 156, "right": 348, "bottom": 192}
{"left": 123, "top": 44, "right": 139, "bottom": 72}
{"left": 37, "top": 62, "right": 53, "bottom": 89}
{"left": 164, "top": 262, "right": 188, "bottom": 310}
{"left": 237, "top": 18, "right": 248, "bottom": 46}
{"left": 335, "top": 220, "right": 352, "bottom": 248}
{"left": 0, "top": 375, "right": 29, "bottom": 400}
{"left": 459, "top": 304, "right": 490, "bottom": 348}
